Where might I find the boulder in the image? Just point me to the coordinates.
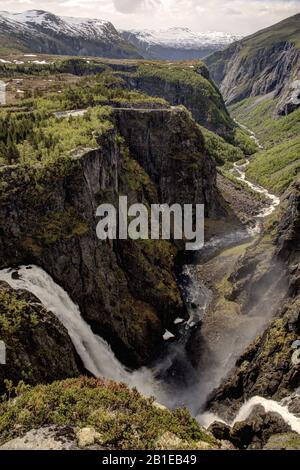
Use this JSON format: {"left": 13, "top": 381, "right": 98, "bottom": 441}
{"left": 230, "top": 406, "right": 292, "bottom": 449}
{"left": 208, "top": 421, "right": 231, "bottom": 441}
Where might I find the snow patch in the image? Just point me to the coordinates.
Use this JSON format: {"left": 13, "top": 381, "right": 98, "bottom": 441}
{"left": 122, "top": 27, "right": 243, "bottom": 50}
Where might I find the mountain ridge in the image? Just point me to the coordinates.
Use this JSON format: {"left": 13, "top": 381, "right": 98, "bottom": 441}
{"left": 0, "top": 9, "right": 141, "bottom": 59}
{"left": 121, "top": 27, "right": 243, "bottom": 60}
{"left": 205, "top": 12, "right": 300, "bottom": 109}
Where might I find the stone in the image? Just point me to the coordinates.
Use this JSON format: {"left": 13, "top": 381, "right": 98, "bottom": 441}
{"left": 76, "top": 427, "right": 103, "bottom": 448}
{"left": 155, "top": 432, "right": 183, "bottom": 450}
{"left": 208, "top": 421, "right": 231, "bottom": 441}
{"left": 0, "top": 426, "right": 77, "bottom": 450}
{"left": 230, "top": 407, "right": 292, "bottom": 449}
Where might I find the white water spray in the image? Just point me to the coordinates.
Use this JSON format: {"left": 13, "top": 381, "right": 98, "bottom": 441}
{"left": 232, "top": 396, "right": 300, "bottom": 434}
{"left": 0, "top": 265, "right": 159, "bottom": 398}
{"left": 199, "top": 396, "right": 300, "bottom": 434}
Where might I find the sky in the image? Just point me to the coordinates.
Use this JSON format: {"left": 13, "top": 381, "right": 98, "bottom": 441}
{"left": 0, "top": 0, "right": 299, "bottom": 33}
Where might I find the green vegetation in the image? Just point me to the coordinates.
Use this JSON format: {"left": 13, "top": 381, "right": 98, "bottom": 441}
{"left": 230, "top": 97, "right": 300, "bottom": 193}
{"left": 238, "top": 13, "right": 300, "bottom": 58}
{"left": 232, "top": 128, "right": 258, "bottom": 156}
{"left": 0, "top": 58, "right": 109, "bottom": 78}
{"left": 0, "top": 71, "right": 171, "bottom": 168}
{"left": 230, "top": 97, "right": 300, "bottom": 146}
{"left": 35, "top": 209, "right": 89, "bottom": 245}
{"left": 0, "top": 377, "right": 216, "bottom": 449}
{"left": 200, "top": 126, "right": 244, "bottom": 165}
{"left": 135, "top": 63, "right": 234, "bottom": 132}
{"left": 0, "top": 288, "right": 39, "bottom": 335}
{"left": 246, "top": 138, "right": 300, "bottom": 194}
{"left": 0, "top": 106, "right": 112, "bottom": 166}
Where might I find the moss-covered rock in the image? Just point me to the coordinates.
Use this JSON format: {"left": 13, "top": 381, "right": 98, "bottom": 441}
{"left": 122, "top": 63, "right": 235, "bottom": 137}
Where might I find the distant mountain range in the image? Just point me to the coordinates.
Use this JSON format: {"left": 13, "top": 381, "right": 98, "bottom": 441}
{"left": 0, "top": 10, "right": 141, "bottom": 58}
{"left": 0, "top": 10, "right": 242, "bottom": 60}
{"left": 121, "top": 27, "right": 243, "bottom": 60}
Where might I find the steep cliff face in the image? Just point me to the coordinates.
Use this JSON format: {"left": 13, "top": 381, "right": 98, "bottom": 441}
{"left": 207, "top": 182, "right": 300, "bottom": 419}
{"left": 0, "top": 107, "right": 223, "bottom": 369}
{"left": 122, "top": 64, "right": 234, "bottom": 136}
{"left": 113, "top": 107, "right": 223, "bottom": 217}
{"left": 205, "top": 13, "right": 300, "bottom": 113}
{"left": 0, "top": 282, "right": 82, "bottom": 393}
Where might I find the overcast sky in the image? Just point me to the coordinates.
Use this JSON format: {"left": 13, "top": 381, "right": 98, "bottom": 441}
{"left": 0, "top": 0, "right": 299, "bottom": 33}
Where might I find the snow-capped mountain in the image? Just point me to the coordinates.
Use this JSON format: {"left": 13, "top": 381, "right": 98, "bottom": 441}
{"left": 0, "top": 10, "right": 141, "bottom": 59}
{"left": 121, "top": 27, "right": 244, "bottom": 60}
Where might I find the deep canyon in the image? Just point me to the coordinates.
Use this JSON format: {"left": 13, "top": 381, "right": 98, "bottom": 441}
{"left": 0, "top": 11, "right": 300, "bottom": 451}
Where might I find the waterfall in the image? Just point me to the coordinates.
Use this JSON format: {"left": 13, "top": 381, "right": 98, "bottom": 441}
{"left": 199, "top": 395, "right": 300, "bottom": 433}
{"left": 232, "top": 396, "right": 300, "bottom": 434}
{"left": 0, "top": 265, "right": 159, "bottom": 398}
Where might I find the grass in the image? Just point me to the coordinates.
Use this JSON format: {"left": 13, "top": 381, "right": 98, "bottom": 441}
{"left": 230, "top": 97, "right": 300, "bottom": 147}
{"left": 200, "top": 126, "right": 244, "bottom": 164}
{"left": 0, "top": 377, "right": 216, "bottom": 450}
{"left": 229, "top": 97, "right": 300, "bottom": 194}
{"left": 246, "top": 138, "right": 300, "bottom": 194}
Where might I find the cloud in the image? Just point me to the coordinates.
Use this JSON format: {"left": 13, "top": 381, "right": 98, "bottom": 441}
{"left": 113, "top": 0, "right": 160, "bottom": 14}
{"left": 0, "top": 0, "right": 299, "bottom": 32}
{"left": 225, "top": 7, "right": 242, "bottom": 15}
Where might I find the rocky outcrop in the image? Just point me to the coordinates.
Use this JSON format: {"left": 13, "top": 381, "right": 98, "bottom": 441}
{"left": 229, "top": 407, "right": 292, "bottom": 450}
{"left": 0, "top": 107, "right": 224, "bottom": 369}
{"left": 209, "top": 406, "right": 292, "bottom": 450}
{"left": 263, "top": 432, "right": 300, "bottom": 450}
{"left": 0, "top": 426, "right": 78, "bottom": 451}
{"left": 0, "top": 282, "right": 82, "bottom": 393}
{"left": 113, "top": 108, "right": 224, "bottom": 217}
{"left": 278, "top": 80, "right": 300, "bottom": 116}
{"left": 207, "top": 42, "right": 299, "bottom": 106}
{"left": 122, "top": 65, "right": 235, "bottom": 136}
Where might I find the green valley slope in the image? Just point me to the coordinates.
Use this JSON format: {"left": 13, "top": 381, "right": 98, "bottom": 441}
{"left": 205, "top": 13, "right": 300, "bottom": 194}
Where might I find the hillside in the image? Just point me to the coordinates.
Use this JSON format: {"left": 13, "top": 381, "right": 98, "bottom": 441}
{"left": 205, "top": 13, "right": 300, "bottom": 111}
{"left": 0, "top": 10, "right": 141, "bottom": 59}
{"left": 204, "top": 13, "right": 300, "bottom": 194}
